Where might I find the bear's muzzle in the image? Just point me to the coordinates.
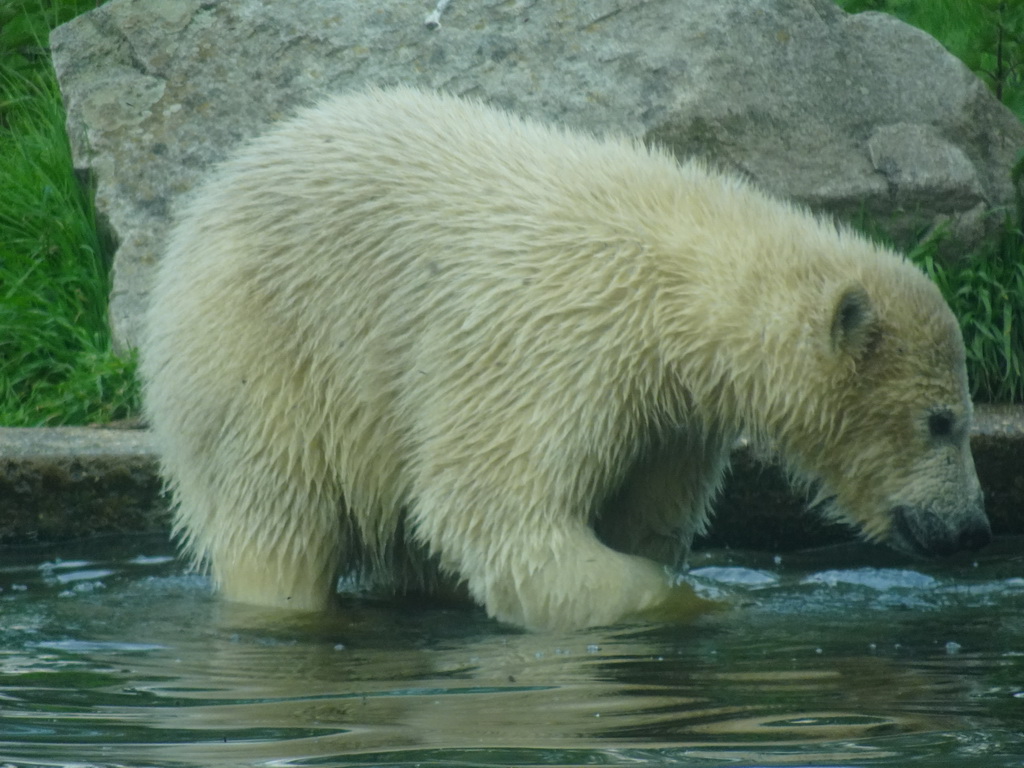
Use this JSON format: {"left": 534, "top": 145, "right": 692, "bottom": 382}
{"left": 890, "top": 503, "right": 991, "bottom": 557}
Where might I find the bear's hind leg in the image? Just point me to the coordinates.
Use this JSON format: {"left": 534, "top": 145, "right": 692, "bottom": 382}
{"left": 173, "top": 464, "right": 344, "bottom": 613}
{"left": 210, "top": 521, "right": 342, "bottom": 613}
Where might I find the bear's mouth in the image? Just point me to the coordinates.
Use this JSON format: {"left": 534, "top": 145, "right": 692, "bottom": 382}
{"left": 889, "top": 506, "right": 991, "bottom": 558}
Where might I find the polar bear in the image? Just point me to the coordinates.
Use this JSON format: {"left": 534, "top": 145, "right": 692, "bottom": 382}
{"left": 141, "top": 87, "right": 990, "bottom": 630}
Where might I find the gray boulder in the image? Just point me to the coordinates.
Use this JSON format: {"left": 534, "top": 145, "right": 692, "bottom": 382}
{"left": 51, "top": 0, "right": 1024, "bottom": 351}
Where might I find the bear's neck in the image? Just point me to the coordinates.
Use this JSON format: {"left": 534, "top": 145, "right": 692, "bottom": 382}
{"left": 645, "top": 184, "right": 871, "bottom": 454}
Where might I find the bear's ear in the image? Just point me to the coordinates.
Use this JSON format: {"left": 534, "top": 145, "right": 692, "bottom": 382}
{"left": 830, "top": 284, "right": 876, "bottom": 358}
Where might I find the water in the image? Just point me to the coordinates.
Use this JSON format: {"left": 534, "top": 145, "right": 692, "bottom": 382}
{"left": 1, "top": 535, "right": 1022, "bottom": 768}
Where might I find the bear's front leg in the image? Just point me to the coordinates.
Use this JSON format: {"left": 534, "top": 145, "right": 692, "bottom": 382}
{"left": 416, "top": 512, "right": 709, "bottom": 630}
{"left": 481, "top": 525, "right": 710, "bottom": 630}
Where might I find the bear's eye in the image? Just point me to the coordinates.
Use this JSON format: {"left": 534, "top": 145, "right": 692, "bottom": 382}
{"left": 928, "top": 409, "right": 955, "bottom": 439}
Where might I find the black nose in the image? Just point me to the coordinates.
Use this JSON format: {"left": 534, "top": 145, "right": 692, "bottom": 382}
{"left": 891, "top": 507, "right": 993, "bottom": 557}
{"left": 958, "top": 517, "right": 992, "bottom": 551}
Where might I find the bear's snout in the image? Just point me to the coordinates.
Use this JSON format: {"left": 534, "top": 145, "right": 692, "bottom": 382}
{"left": 890, "top": 505, "right": 991, "bottom": 557}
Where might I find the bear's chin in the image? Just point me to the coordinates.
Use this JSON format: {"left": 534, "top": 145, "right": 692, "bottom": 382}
{"left": 888, "top": 505, "right": 991, "bottom": 558}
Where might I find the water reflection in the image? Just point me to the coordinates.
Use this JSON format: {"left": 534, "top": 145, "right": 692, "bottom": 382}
{"left": 0, "top": 536, "right": 1021, "bottom": 767}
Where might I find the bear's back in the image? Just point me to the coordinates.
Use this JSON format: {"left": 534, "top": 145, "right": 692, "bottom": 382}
{"left": 185, "top": 87, "right": 695, "bottom": 276}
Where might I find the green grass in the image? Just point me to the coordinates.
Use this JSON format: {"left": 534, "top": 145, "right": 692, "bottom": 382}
{"left": 913, "top": 222, "right": 1024, "bottom": 404}
{"left": 1, "top": 0, "right": 139, "bottom": 426}
{"left": 0, "top": 0, "right": 1021, "bottom": 425}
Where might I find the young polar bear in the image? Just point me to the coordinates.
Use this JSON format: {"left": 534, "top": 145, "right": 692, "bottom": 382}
{"left": 142, "top": 87, "right": 990, "bottom": 631}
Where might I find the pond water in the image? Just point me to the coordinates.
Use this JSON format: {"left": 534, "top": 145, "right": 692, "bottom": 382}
{"left": 1, "top": 535, "right": 1022, "bottom": 768}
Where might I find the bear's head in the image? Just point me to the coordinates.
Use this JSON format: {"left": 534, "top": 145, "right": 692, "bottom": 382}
{"left": 797, "top": 277, "right": 990, "bottom": 557}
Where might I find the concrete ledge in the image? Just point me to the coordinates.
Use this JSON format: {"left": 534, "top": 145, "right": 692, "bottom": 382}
{"left": 1, "top": 406, "right": 1021, "bottom": 549}
{"left": 0, "top": 426, "right": 165, "bottom": 544}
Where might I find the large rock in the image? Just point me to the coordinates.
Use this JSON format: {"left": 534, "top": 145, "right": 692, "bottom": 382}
{"left": 51, "top": 0, "right": 1024, "bottom": 351}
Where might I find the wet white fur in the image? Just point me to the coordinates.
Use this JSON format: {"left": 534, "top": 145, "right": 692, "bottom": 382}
{"left": 142, "top": 87, "right": 976, "bottom": 630}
